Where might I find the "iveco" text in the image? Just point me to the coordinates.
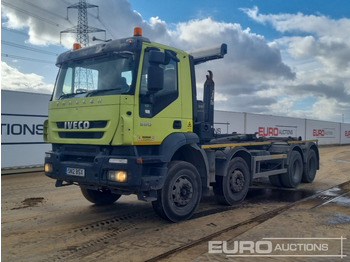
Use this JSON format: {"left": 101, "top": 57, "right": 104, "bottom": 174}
{"left": 64, "top": 121, "right": 90, "bottom": 129}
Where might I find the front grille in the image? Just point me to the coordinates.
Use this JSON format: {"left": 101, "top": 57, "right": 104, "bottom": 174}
{"left": 58, "top": 132, "right": 104, "bottom": 139}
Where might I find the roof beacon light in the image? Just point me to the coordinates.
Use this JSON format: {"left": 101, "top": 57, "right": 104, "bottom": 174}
{"left": 134, "top": 27, "right": 142, "bottom": 36}
{"left": 73, "top": 43, "right": 81, "bottom": 50}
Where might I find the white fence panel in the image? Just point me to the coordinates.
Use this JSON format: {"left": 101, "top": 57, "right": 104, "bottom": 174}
{"left": 1, "top": 90, "right": 51, "bottom": 168}
{"left": 340, "top": 123, "right": 350, "bottom": 145}
{"left": 245, "top": 113, "right": 306, "bottom": 139}
{"left": 305, "top": 120, "right": 341, "bottom": 145}
{"left": 1, "top": 90, "right": 349, "bottom": 169}
{"left": 214, "top": 110, "right": 245, "bottom": 134}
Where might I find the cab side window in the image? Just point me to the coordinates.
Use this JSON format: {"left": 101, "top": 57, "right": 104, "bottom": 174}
{"left": 139, "top": 50, "right": 179, "bottom": 118}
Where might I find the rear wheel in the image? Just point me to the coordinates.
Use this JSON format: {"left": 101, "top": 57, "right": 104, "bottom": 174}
{"left": 80, "top": 187, "right": 121, "bottom": 205}
{"left": 302, "top": 150, "right": 317, "bottom": 183}
{"left": 214, "top": 157, "right": 250, "bottom": 205}
{"left": 152, "top": 161, "right": 202, "bottom": 222}
{"left": 281, "top": 151, "right": 303, "bottom": 188}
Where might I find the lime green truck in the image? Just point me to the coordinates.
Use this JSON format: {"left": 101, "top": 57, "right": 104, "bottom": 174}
{"left": 44, "top": 28, "right": 319, "bottom": 222}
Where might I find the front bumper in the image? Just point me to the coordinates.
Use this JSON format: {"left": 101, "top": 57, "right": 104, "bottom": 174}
{"left": 44, "top": 144, "right": 167, "bottom": 195}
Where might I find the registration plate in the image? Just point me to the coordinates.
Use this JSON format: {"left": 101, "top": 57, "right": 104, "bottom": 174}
{"left": 66, "top": 167, "right": 85, "bottom": 177}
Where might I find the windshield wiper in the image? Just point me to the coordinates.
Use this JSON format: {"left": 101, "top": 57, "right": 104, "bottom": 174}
{"left": 58, "top": 90, "right": 88, "bottom": 100}
{"left": 86, "top": 88, "right": 118, "bottom": 97}
{"left": 58, "top": 93, "right": 78, "bottom": 100}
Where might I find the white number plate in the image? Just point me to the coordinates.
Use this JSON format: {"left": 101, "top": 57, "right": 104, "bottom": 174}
{"left": 66, "top": 167, "right": 85, "bottom": 177}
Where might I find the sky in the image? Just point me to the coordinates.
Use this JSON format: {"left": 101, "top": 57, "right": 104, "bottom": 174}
{"left": 1, "top": 0, "right": 350, "bottom": 123}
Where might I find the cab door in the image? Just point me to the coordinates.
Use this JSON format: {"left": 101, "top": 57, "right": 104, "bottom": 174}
{"left": 134, "top": 44, "right": 185, "bottom": 145}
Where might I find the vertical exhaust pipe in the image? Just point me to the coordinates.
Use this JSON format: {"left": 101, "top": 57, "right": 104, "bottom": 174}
{"left": 203, "top": 70, "right": 214, "bottom": 127}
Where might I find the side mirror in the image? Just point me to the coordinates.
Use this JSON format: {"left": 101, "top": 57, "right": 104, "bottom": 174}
{"left": 148, "top": 50, "right": 164, "bottom": 92}
{"left": 148, "top": 65, "right": 164, "bottom": 93}
{"left": 149, "top": 50, "right": 165, "bottom": 64}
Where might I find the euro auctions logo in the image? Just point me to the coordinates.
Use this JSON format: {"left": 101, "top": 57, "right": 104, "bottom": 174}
{"left": 258, "top": 126, "right": 296, "bottom": 137}
{"left": 313, "top": 128, "right": 335, "bottom": 138}
{"left": 345, "top": 131, "right": 350, "bottom": 137}
{"left": 208, "top": 237, "right": 347, "bottom": 259}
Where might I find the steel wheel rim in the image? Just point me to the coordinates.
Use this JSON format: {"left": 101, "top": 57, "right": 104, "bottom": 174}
{"left": 171, "top": 176, "right": 194, "bottom": 207}
{"left": 229, "top": 170, "right": 245, "bottom": 192}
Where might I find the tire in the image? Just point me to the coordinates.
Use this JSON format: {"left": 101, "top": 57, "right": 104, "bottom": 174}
{"left": 80, "top": 187, "right": 121, "bottom": 205}
{"left": 215, "top": 157, "right": 250, "bottom": 206}
{"left": 302, "top": 150, "right": 317, "bottom": 183}
{"left": 280, "top": 151, "right": 303, "bottom": 188}
{"left": 269, "top": 174, "right": 283, "bottom": 187}
{"left": 152, "top": 161, "right": 202, "bottom": 222}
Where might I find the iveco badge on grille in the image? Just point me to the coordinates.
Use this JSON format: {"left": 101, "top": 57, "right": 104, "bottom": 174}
{"left": 64, "top": 121, "right": 90, "bottom": 129}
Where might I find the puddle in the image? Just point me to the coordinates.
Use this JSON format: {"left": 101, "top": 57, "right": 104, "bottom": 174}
{"left": 246, "top": 188, "right": 314, "bottom": 203}
{"left": 325, "top": 213, "right": 350, "bottom": 225}
{"left": 11, "top": 197, "right": 45, "bottom": 210}
{"left": 331, "top": 194, "right": 350, "bottom": 207}
{"left": 319, "top": 186, "right": 342, "bottom": 197}
{"left": 315, "top": 192, "right": 350, "bottom": 208}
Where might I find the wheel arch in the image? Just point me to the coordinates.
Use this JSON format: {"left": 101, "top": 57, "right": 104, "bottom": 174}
{"left": 171, "top": 144, "right": 209, "bottom": 189}
{"left": 291, "top": 143, "right": 319, "bottom": 170}
{"left": 229, "top": 148, "right": 252, "bottom": 168}
{"left": 289, "top": 145, "right": 304, "bottom": 165}
{"left": 216, "top": 147, "right": 252, "bottom": 182}
{"left": 159, "top": 133, "right": 200, "bottom": 162}
{"left": 159, "top": 133, "right": 209, "bottom": 189}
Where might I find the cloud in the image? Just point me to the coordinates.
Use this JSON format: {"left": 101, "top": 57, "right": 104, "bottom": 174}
{"left": 1, "top": 62, "right": 53, "bottom": 93}
{"left": 171, "top": 17, "right": 295, "bottom": 103}
{"left": 242, "top": 6, "right": 350, "bottom": 70}
{"left": 2, "top": 1, "right": 350, "bottom": 122}
{"left": 2, "top": 1, "right": 294, "bottom": 90}
{"left": 2, "top": 0, "right": 74, "bottom": 47}
{"left": 241, "top": 6, "right": 350, "bottom": 121}
{"left": 241, "top": 6, "right": 349, "bottom": 38}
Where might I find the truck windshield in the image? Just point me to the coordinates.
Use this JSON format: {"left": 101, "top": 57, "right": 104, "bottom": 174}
{"left": 53, "top": 52, "right": 136, "bottom": 100}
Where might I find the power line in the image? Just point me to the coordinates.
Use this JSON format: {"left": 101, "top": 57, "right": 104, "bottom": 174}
{"left": 2, "top": 40, "right": 59, "bottom": 56}
{"left": 61, "top": 0, "right": 73, "bottom": 6}
{"left": 1, "top": 53, "right": 54, "bottom": 64}
{"left": 2, "top": 1, "right": 60, "bottom": 27}
{"left": 2, "top": 27, "right": 63, "bottom": 46}
{"left": 1, "top": 27, "right": 28, "bottom": 36}
{"left": 97, "top": 17, "right": 115, "bottom": 39}
{"left": 22, "top": 0, "right": 70, "bottom": 22}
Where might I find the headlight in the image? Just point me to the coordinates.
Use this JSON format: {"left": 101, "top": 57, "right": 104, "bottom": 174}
{"left": 108, "top": 170, "right": 127, "bottom": 182}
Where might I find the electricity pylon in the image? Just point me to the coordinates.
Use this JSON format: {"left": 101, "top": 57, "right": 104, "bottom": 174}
{"left": 60, "top": 0, "right": 106, "bottom": 90}
{"left": 61, "top": 0, "right": 105, "bottom": 47}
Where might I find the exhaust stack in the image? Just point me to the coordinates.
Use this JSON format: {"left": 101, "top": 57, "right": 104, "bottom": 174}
{"left": 189, "top": 44, "right": 227, "bottom": 65}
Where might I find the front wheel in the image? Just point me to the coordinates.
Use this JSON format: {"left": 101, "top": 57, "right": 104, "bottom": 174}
{"left": 152, "top": 161, "right": 202, "bottom": 222}
{"left": 80, "top": 187, "right": 121, "bottom": 205}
